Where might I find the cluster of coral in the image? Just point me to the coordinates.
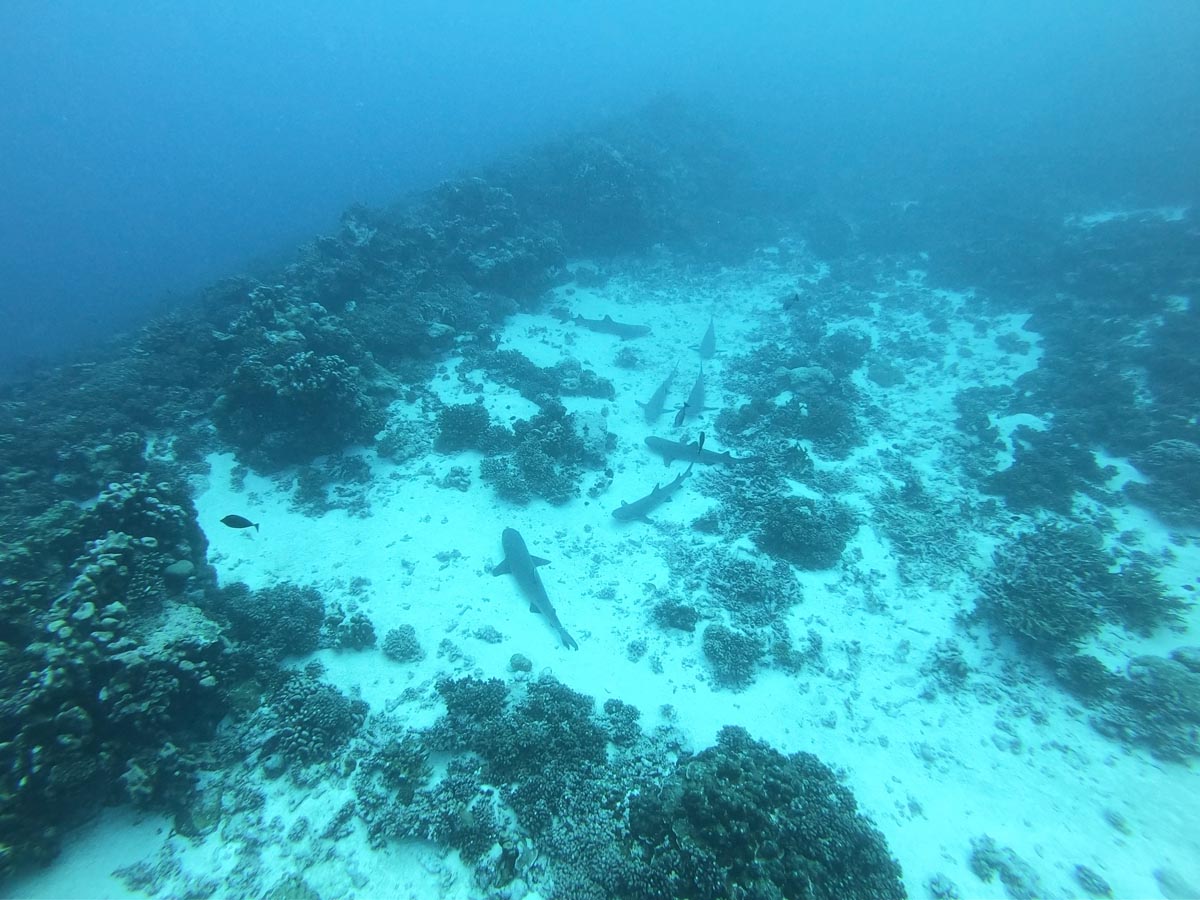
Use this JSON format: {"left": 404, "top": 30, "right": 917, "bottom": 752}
{"left": 3, "top": 81, "right": 1198, "bottom": 895}
{"left": 2, "top": 101, "right": 901, "bottom": 893}
{"left": 0, "top": 474, "right": 227, "bottom": 871}
{"left": 344, "top": 675, "right": 905, "bottom": 899}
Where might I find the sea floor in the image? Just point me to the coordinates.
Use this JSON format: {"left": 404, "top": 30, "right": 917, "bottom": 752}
{"left": 10, "top": 243, "right": 1200, "bottom": 900}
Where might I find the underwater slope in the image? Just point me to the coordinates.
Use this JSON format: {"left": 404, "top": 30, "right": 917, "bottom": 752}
{"left": 3, "top": 100, "right": 1200, "bottom": 899}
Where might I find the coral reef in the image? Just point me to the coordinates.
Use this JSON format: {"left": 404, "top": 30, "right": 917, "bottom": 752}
{"left": 213, "top": 582, "right": 324, "bottom": 664}
{"left": 983, "top": 425, "right": 1109, "bottom": 515}
{"left": 652, "top": 598, "right": 701, "bottom": 632}
{"left": 480, "top": 400, "right": 607, "bottom": 505}
{"left": 1126, "top": 438, "right": 1200, "bottom": 527}
{"left": 628, "top": 726, "right": 905, "bottom": 900}
{"left": 0, "top": 475, "right": 228, "bottom": 879}
{"left": 920, "top": 640, "right": 972, "bottom": 696}
{"left": 702, "top": 623, "right": 765, "bottom": 690}
{"left": 349, "top": 677, "right": 902, "bottom": 900}
{"left": 259, "top": 670, "right": 369, "bottom": 769}
{"left": 381, "top": 624, "right": 424, "bottom": 663}
{"left": 718, "top": 339, "right": 864, "bottom": 460}
{"left": 705, "top": 552, "right": 803, "bottom": 627}
{"left": 1092, "top": 654, "right": 1200, "bottom": 760}
{"left": 212, "top": 350, "right": 387, "bottom": 470}
{"left": 333, "top": 609, "right": 377, "bottom": 651}
{"left": 0, "top": 100, "right": 794, "bottom": 886}
{"left": 434, "top": 401, "right": 501, "bottom": 453}
{"left": 974, "top": 524, "right": 1186, "bottom": 657}
{"left": 461, "top": 348, "right": 615, "bottom": 403}
{"left": 968, "top": 835, "right": 1046, "bottom": 900}
{"left": 753, "top": 495, "right": 857, "bottom": 570}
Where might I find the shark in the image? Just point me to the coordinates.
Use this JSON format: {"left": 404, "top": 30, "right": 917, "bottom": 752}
{"left": 698, "top": 317, "right": 717, "bottom": 358}
{"left": 572, "top": 314, "right": 652, "bottom": 339}
{"left": 612, "top": 464, "right": 693, "bottom": 523}
{"left": 638, "top": 363, "right": 677, "bottom": 423}
{"left": 644, "top": 435, "right": 748, "bottom": 466}
{"left": 677, "top": 364, "right": 712, "bottom": 424}
{"left": 491, "top": 527, "right": 578, "bottom": 650}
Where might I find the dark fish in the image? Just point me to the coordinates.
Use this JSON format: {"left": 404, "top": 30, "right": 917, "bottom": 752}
{"left": 698, "top": 317, "right": 717, "bottom": 358}
{"left": 673, "top": 403, "right": 689, "bottom": 427}
{"left": 572, "top": 313, "right": 652, "bottom": 339}
{"left": 220, "top": 514, "right": 259, "bottom": 532}
{"left": 492, "top": 527, "right": 578, "bottom": 650}
{"left": 697, "top": 432, "right": 706, "bottom": 454}
{"left": 637, "top": 362, "right": 677, "bottom": 423}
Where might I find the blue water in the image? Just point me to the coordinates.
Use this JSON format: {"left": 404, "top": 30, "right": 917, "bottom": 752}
{"left": 2, "top": 1, "right": 1196, "bottom": 375}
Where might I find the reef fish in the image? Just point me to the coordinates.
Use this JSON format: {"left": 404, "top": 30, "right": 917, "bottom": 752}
{"left": 572, "top": 314, "right": 652, "bottom": 339}
{"left": 492, "top": 527, "right": 578, "bottom": 650}
{"left": 220, "top": 514, "right": 259, "bottom": 532}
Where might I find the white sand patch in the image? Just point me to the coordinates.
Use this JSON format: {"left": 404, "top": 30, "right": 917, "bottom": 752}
{"left": 6, "top": 808, "right": 170, "bottom": 900}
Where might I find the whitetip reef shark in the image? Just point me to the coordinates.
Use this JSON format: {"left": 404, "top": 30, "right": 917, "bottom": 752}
{"left": 611, "top": 463, "right": 694, "bottom": 523}
{"left": 491, "top": 527, "right": 579, "bottom": 650}
{"left": 677, "top": 363, "right": 713, "bottom": 424}
{"left": 644, "top": 435, "right": 748, "bottom": 466}
{"left": 698, "top": 316, "right": 717, "bottom": 358}
{"left": 572, "top": 313, "right": 652, "bottom": 339}
{"left": 638, "top": 362, "right": 677, "bottom": 423}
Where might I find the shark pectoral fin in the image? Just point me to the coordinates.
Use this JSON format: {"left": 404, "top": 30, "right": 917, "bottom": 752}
{"left": 531, "top": 555, "right": 551, "bottom": 567}
{"left": 491, "top": 559, "right": 511, "bottom": 576}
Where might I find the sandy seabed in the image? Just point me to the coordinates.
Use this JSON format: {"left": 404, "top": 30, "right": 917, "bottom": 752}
{"left": 11, "top": 245, "right": 1200, "bottom": 900}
